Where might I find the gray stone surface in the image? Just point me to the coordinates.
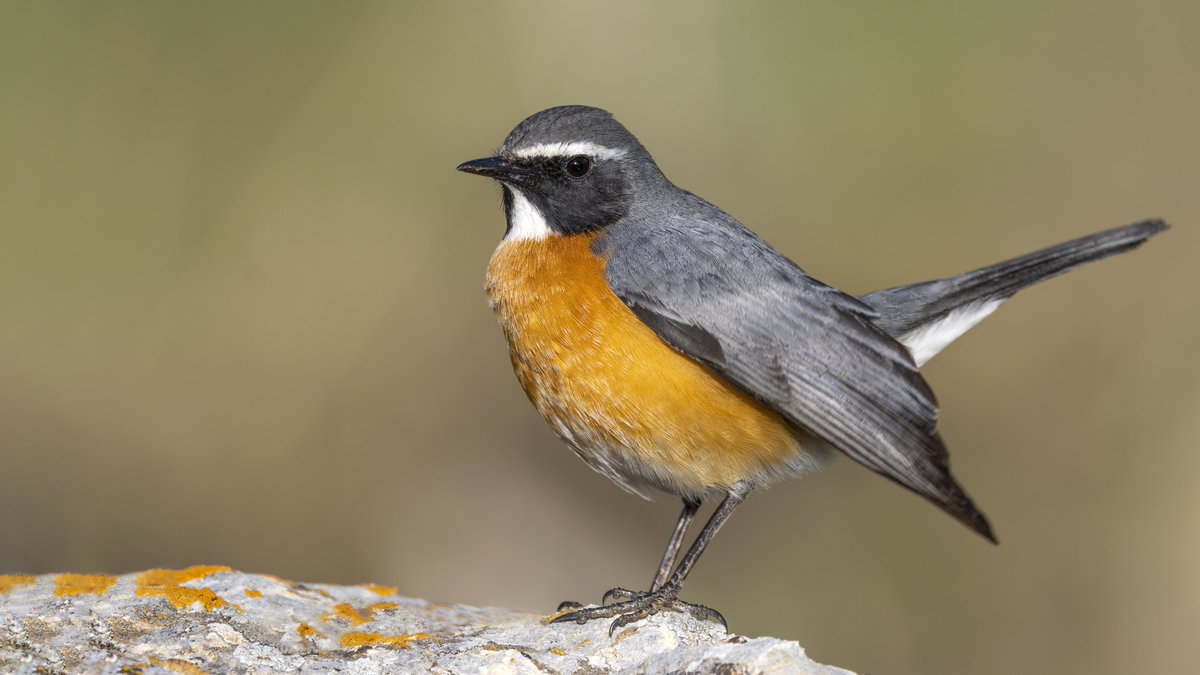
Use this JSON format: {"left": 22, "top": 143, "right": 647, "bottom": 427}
{"left": 0, "top": 567, "right": 853, "bottom": 674}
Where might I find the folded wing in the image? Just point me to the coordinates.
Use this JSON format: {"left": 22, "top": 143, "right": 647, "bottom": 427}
{"left": 599, "top": 212, "right": 995, "bottom": 541}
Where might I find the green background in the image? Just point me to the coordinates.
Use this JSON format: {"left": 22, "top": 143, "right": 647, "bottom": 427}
{"left": 2, "top": 2, "right": 1197, "bottom": 673}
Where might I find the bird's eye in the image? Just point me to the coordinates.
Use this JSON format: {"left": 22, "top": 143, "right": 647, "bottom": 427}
{"left": 564, "top": 155, "right": 592, "bottom": 178}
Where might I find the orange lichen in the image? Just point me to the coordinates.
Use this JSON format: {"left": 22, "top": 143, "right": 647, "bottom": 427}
{"left": 135, "top": 566, "right": 240, "bottom": 613}
{"left": 323, "top": 602, "right": 399, "bottom": 626}
{"left": 147, "top": 656, "right": 209, "bottom": 675}
{"left": 362, "top": 583, "right": 398, "bottom": 596}
{"left": 550, "top": 648, "right": 567, "bottom": 656}
{"left": 0, "top": 575, "right": 36, "bottom": 595}
{"left": 339, "top": 631, "right": 431, "bottom": 649}
{"left": 297, "top": 623, "right": 321, "bottom": 639}
{"left": 137, "top": 566, "right": 230, "bottom": 586}
{"left": 54, "top": 574, "right": 117, "bottom": 597}
{"left": 244, "top": 589, "right": 263, "bottom": 599}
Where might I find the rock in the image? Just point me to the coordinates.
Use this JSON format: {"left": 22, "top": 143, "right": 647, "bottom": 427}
{"left": 0, "top": 567, "right": 853, "bottom": 674}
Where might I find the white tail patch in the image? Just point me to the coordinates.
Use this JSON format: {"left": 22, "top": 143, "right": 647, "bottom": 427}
{"left": 900, "top": 299, "right": 1004, "bottom": 367}
{"left": 503, "top": 187, "right": 553, "bottom": 241}
{"left": 512, "top": 141, "right": 628, "bottom": 161}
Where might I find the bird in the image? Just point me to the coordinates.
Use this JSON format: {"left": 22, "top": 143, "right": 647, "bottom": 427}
{"left": 456, "top": 105, "right": 1166, "bottom": 635}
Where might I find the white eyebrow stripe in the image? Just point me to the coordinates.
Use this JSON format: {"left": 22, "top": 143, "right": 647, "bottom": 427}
{"left": 512, "top": 141, "right": 628, "bottom": 160}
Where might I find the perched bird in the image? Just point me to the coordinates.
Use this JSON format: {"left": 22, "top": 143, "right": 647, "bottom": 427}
{"left": 457, "top": 105, "right": 1166, "bottom": 634}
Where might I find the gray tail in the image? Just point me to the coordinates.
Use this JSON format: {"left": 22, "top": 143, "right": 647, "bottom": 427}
{"left": 861, "top": 219, "right": 1168, "bottom": 359}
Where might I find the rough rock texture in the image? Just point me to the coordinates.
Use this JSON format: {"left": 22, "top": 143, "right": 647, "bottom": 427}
{"left": 0, "top": 567, "right": 852, "bottom": 674}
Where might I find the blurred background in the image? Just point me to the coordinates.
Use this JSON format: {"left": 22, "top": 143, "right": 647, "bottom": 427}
{"left": 1, "top": 2, "right": 1197, "bottom": 673}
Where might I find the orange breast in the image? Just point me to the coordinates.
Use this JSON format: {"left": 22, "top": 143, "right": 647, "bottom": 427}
{"left": 486, "top": 233, "right": 819, "bottom": 499}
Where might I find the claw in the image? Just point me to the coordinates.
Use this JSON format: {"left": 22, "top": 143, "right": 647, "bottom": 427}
{"left": 547, "top": 588, "right": 727, "bottom": 635}
{"left": 687, "top": 603, "right": 727, "bottom": 630}
{"left": 549, "top": 611, "right": 581, "bottom": 625}
{"left": 550, "top": 600, "right": 637, "bottom": 625}
{"left": 556, "top": 600, "right": 584, "bottom": 612}
{"left": 550, "top": 611, "right": 586, "bottom": 625}
{"left": 608, "top": 606, "right": 653, "bottom": 636}
{"left": 601, "top": 587, "right": 639, "bottom": 605}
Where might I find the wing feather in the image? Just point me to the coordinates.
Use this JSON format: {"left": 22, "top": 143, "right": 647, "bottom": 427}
{"left": 599, "top": 210, "right": 995, "bottom": 541}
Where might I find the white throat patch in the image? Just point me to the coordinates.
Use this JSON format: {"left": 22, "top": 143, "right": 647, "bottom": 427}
{"left": 503, "top": 187, "right": 552, "bottom": 241}
{"left": 513, "top": 141, "right": 628, "bottom": 161}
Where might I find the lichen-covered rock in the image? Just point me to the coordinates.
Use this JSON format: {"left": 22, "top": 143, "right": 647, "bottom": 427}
{"left": 0, "top": 567, "right": 853, "bottom": 674}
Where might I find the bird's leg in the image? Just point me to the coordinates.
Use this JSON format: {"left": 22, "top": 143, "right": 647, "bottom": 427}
{"left": 552, "top": 485, "right": 748, "bottom": 635}
{"left": 556, "top": 498, "right": 698, "bottom": 613}
{"left": 653, "top": 498, "right": 700, "bottom": 591}
{"left": 600, "top": 498, "right": 699, "bottom": 605}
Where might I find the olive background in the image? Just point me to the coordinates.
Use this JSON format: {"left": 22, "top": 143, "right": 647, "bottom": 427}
{"left": 2, "top": 3, "right": 1197, "bottom": 674}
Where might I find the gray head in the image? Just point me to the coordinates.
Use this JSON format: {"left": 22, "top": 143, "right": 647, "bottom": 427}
{"left": 457, "top": 106, "right": 664, "bottom": 240}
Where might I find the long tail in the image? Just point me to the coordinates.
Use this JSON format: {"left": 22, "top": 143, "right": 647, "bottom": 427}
{"left": 861, "top": 218, "right": 1168, "bottom": 366}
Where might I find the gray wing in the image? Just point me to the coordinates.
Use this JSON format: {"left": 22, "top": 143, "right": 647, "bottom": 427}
{"left": 598, "top": 209, "right": 995, "bottom": 542}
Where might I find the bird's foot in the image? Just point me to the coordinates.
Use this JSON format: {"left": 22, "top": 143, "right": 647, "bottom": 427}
{"left": 550, "top": 585, "right": 726, "bottom": 636}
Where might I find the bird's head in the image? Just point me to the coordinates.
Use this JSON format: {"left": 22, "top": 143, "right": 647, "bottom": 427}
{"left": 457, "top": 106, "right": 662, "bottom": 240}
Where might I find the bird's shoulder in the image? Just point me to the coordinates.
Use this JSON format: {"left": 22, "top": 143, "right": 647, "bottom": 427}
{"left": 595, "top": 193, "right": 877, "bottom": 323}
